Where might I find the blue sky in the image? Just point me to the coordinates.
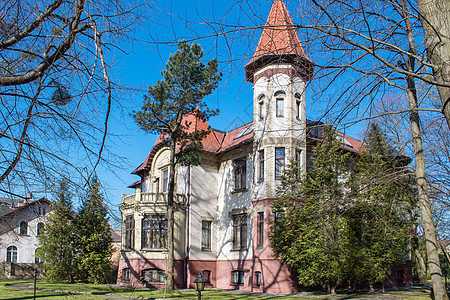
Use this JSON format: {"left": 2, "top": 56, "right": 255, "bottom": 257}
{"left": 100, "top": 0, "right": 369, "bottom": 226}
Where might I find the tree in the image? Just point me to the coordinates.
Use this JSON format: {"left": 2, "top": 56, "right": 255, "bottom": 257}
{"left": 74, "top": 177, "right": 112, "bottom": 284}
{"left": 417, "top": 0, "right": 450, "bottom": 128}
{"left": 0, "top": 0, "right": 143, "bottom": 201}
{"left": 349, "top": 123, "right": 414, "bottom": 291}
{"left": 271, "top": 126, "right": 414, "bottom": 294}
{"left": 271, "top": 128, "right": 353, "bottom": 294}
{"left": 38, "top": 180, "right": 76, "bottom": 283}
{"left": 133, "top": 41, "right": 222, "bottom": 289}
{"left": 147, "top": 1, "right": 448, "bottom": 296}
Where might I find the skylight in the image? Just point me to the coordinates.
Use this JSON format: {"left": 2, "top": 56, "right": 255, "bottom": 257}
{"left": 234, "top": 124, "right": 253, "bottom": 140}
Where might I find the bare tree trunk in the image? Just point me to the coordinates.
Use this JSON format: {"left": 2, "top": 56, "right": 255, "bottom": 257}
{"left": 414, "top": 249, "right": 428, "bottom": 284}
{"left": 166, "top": 140, "right": 177, "bottom": 290}
{"left": 402, "top": 2, "right": 448, "bottom": 297}
{"left": 409, "top": 108, "right": 447, "bottom": 299}
{"left": 417, "top": 0, "right": 450, "bottom": 130}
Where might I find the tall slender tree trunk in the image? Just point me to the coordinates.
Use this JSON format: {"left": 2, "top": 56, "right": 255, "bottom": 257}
{"left": 407, "top": 87, "right": 447, "bottom": 300}
{"left": 417, "top": 0, "right": 450, "bottom": 129}
{"left": 166, "top": 139, "right": 177, "bottom": 290}
{"left": 401, "top": 2, "right": 448, "bottom": 298}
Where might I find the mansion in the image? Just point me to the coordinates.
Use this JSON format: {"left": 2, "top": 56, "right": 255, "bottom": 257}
{"left": 117, "top": 0, "right": 412, "bottom": 292}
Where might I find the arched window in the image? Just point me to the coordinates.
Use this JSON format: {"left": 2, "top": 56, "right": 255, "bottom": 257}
{"left": 6, "top": 246, "right": 17, "bottom": 263}
{"left": 295, "top": 92, "right": 301, "bottom": 120}
{"left": 19, "top": 221, "right": 28, "bottom": 235}
{"left": 258, "top": 94, "right": 265, "bottom": 120}
{"left": 274, "top": 91, "right": 285, "bottom": 117}
{"left": 35, "top": 248, "right": 43, "bottom": 263}
{"left": 37, "top": 222, "right": 44, "bottom": 236}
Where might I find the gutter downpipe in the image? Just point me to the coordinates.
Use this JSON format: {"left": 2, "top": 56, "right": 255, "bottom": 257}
{"left": 184, "top": 164, "right": 191, "bottom": 288}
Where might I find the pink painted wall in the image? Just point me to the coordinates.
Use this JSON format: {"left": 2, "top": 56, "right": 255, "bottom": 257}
{"left": 186, "top": 260, "right": 217, "bottom": 288}
{"left": 117, "top": 256, "right": 185, "bottom": 288}
{"left": 215, "top": 258, "right": 294, "bottom": 293}
{"left": 384, "top": 260, "right": 413, "bottom": 288}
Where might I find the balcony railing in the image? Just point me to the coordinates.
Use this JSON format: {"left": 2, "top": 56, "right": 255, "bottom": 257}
{"left": 121, "top": 192, "right": 186, "bottom": 206}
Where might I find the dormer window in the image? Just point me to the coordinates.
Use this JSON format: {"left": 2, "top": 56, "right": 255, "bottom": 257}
{"left": 19, "top": 221, "right": 28, "bottom": 235}
{"left": 275, "top": 91, "right": 285, "bottom": 117}
{"left": 258, "top": 94, "right": 265, "bottom": 120}
{"left": 295, "top": 93, "right": 301, "bottom": 120}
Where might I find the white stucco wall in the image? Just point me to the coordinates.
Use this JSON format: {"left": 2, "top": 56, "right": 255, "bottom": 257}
{"left": 252, "top": 67, "right": 307, "bottom": 200}
{"left": 188, "top": 164, "right": 219, "bottom": 260}
{"left": 216, "top": 152, "right": 253, "bottom": 261}
{"left": 0, "top": 201, "right": 50, "bottom": 264}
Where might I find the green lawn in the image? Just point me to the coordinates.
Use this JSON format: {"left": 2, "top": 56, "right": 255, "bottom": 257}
{"left": 0, "top": 280, "right": 434, "bottom": 299}
{"left": 0, "top": 280, "right": 99, "bottom": 299}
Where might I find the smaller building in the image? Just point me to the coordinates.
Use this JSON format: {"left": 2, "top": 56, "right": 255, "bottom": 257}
{"left": 111, "top": 228, "right": 122, "bottom": 282}
{"left": 0, "top": 198, "right": 51, "bottom": 279}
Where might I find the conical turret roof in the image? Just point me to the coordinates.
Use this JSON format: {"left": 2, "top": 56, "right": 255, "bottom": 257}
{"left": 245, "top": 0, "right": 313, "bottom": 82}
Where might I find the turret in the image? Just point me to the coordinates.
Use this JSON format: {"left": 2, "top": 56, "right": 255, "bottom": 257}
{"left": 248, "top": 0, "right": 314, "bottom": 199}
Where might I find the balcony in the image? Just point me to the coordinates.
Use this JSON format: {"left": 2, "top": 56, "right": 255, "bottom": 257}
{"left": 121, "top": 191, "right": 187, "bottom": 207}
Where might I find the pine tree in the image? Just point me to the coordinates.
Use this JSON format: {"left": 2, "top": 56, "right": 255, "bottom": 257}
{"left": 75, "top": 177, "right": 112, "bottom": 283}
{"left": 133, "top": 41, "right": 221, "bottom": 289}
{"left": 349, "top": 123, "right": 414, "bottom": 291}
{"left": 271, "top": 125, "right": 414, "bottom": 293}
{"left": 38, "top": 180, "right": 76, "bottom": 283}
{"left": 271, "top": 128, "right": 353, "bottom": 294}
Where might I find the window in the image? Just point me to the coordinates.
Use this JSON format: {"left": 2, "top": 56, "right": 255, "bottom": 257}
{"left": 274, "top": 211, "right": 283, "bottom": 231}
{"left": 232, "top": 214, "right": 247, "bottom": 250}
{"left": 233, "top": 159, "right": 246, "bottom": 191}
{"left": 397, "top": 270, "right": 406, "bottom": 285}
{"left": 231, "top": 270, "right": 244, "bottom": 285}
{"left": 38, "top": 206, "right": 45, "bottom": 216}
{"left": 37, "top": 222, "right": 44, "bottom": 236}
{"left": 257, "top": 212, "right": 264, "bottom": 248}
{"left": 19, "top": 221, "right": 28, "bottom": 235}
{"left": 255, "top": 271, "right": 262, "bottom": 287}
{"left": 275, "top": 91, "right": 285, "bottom": 117}
{"left": 258, "top": 94, "right": 265, "bottom": 120}
{"left": 202, "top": 270, "right": 211, "bottom": 283}
{"left": 141, "top": 269, "right": 165, "bottom": 284}
{"left": 124, "top": 215, "right": 135, "bottom": 249}
{"left": 162, "top": 169, "right": 168, "bottom": 193}
{"left": 201, "top": 220, "right": 212, "bottom": 251}
{"left": 6, "top": 246, "right": 17, "bottom": 263}
{"left": 295, "top": 149, "right": 302, "bottom": 176}
{"left": 275, "top": 147, "right": 285, "bottom": 179}
{"left": 155, "top": 178, "right": 160, "bottom": 193}
{"left": 295, "top": 92, "right": 301, "bottom": 120}
{"left": 35, "top": 248, "right": 42, "bottom": 263}
{"left": 258, "top": 150, "right": 264, "bottom": 181}
{"left": 142, "top": 214, "right": 167, "bottom": 249}
{"left": 122, "top": 268, "right": 131, "bottom": 281}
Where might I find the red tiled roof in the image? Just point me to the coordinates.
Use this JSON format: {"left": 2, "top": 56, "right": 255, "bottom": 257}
{"left": 216, "top": 122, "right": 254, "bottom": 153}
{"left": 132, "top": 115, "right": 367, "bottom": 178}
{"left": 339, "top": 133, "right": 365, "bottom": 154}
{"left": 132, "top": 117, "right": 254, "bottom": 175}
{"left": 245, "top": 0, "right": 313, "bottom": 82}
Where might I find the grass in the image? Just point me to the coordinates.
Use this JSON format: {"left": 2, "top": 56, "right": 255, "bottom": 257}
{"left": 0, "top": 280, "right": 435, "bottom": 299}
{"left": 0, "top": 280, "right": 100, "bottom": 299}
